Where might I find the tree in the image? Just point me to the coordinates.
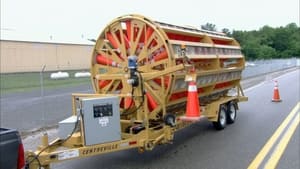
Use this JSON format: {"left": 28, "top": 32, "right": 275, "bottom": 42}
{"left": 222, "top": 28, "right": 231, "bottom": 36}
{"left": 203, "top": 22, "right": 299, "bottom": 59}
{"left": 201, "top": 23, "right": 217, "bottom": 31}
{"left": 257, "top": 45, "right": 276, "bottom": 59}
{"left": 231, "top": 23, "right": 300, "bottom": 59}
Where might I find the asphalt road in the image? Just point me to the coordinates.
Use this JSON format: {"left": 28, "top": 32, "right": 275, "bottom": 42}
{"left": 0, "top": 83, "right": 93, "bottom": 132}
{"left": 41, "top": 68, "right": 299, "bottom": 169}
{"left": 2, "top": 68, "right": 296, "bottom": 169}
{"left": 1, "top": 68, "right": 297, "bottom": 134}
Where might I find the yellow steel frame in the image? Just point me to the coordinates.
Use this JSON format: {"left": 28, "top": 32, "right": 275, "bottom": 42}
{"left": 25, "top": 14, "right": 248, "bottom": 169}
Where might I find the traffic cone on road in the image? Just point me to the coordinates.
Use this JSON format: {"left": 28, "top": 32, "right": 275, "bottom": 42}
{"left": 272, "top": 80, "right": 282, "bottom": 102}
{"left": 180, "top": 81, "right": 201, "bottom": 121}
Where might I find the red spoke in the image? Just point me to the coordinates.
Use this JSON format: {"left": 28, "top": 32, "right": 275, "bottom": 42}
{"left": 153, "top": 50, "right": 168, "bottom": 62}
{"left": 123, "top": 31, "right": 130, "bottom": 49}
{"left": 125, "top": 20, "right": 132, "bottom": 41}
{"left": 124, "top": 97, "right": 135, "bottom": 109}
{"left": 130, "top": 23, "right": 145, "bottom": 56}
{"left": 102, "top": 41, "right": 125, "bottom": 62}
{"left": 153, "top": 76, "right": 170, "bottom": 89}
{"left": 96, "top": 54, "right": 121, "bottom": 67}
{"left": 106, "top": 32, "right": 119, "bottom": 49}
{"left": 145, "top": 26, "right": 154, "bottom": 44}
{"left": 98, "top": 80, "right": 112, "bottom": 89}
{"left": 146, "top": 92, "right": 158, "bottom": 112}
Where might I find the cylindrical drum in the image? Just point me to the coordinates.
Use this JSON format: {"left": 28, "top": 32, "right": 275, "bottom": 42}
{"left": 91, "top": 14, "right": 245, "bottom": 119}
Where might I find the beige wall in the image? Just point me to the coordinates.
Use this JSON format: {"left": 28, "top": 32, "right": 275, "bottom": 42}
{"left": 0, "top": 40, "right": 94, "bottom": 73}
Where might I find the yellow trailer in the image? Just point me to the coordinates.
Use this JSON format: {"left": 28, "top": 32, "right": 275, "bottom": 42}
{"left": 25, "top": 14, "right": 247, "bottom": 169}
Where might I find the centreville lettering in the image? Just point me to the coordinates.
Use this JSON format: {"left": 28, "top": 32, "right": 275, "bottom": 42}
{"left": 81, "top": 144, "right": 118, "bottom": 155}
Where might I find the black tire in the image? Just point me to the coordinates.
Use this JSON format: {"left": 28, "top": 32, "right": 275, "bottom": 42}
{"left": 213, "top": 105, "right": 227, "bottom": 130}
{"left": 227, "top": 101, "right": 237, "bottom": 124}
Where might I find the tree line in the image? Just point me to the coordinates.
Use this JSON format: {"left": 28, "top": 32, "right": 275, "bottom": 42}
{"left": 201, "top": 23, "right": 300, "bottom": 60}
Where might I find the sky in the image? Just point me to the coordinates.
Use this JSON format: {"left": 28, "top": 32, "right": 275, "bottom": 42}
{"left": 1, "top": 0, "right": 299, "bottom": 44}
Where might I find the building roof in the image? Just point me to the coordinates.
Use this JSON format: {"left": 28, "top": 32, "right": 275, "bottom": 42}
{"left": 0, "top": 30, "right": 95, "bottom": 45}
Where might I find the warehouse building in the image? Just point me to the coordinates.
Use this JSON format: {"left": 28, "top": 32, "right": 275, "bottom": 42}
{"left": 0, "top": 40, "right": 93, "bottom": 73}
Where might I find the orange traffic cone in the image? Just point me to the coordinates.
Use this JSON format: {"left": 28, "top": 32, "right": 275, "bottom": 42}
{"left": 272, "top": 80, "right": 282, "bottom": 102}
{"left": 180, "top": 81, "right": 201, "bottom": 121}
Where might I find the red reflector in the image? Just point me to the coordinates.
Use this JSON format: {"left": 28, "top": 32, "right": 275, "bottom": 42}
{"left": 17, "top": 143, "right": 25, "bottom": 169}
{"left": 129, "top": 141, "right": 137, "bottom": 145}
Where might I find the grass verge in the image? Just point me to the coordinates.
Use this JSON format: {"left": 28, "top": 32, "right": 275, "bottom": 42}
{"left": 0, "top": 71, "right": 91, "bottom": 94}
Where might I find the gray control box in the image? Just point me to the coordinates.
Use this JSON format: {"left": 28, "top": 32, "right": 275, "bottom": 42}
{"left": 80, "top": 96, "right": 121, "bottom": 146}
{"left": 58, "top": 116, "right": 77, "bottom": 140}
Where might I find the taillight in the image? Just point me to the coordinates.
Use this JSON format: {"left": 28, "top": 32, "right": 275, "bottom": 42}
{"left": 17, "top": 143, "right": 25, "bottom": 169}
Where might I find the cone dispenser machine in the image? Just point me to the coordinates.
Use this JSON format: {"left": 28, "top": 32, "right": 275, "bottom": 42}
{"left": 26, "top": 14, "right": 247, "bottom": 169}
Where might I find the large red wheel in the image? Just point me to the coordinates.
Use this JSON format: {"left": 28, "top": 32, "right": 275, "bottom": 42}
{"left": 91, "top": 14, "right": 175, "bottom": 114}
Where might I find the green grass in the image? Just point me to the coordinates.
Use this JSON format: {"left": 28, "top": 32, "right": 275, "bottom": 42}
{"left": 0, "top": 70, "right": 91, "bottom": 94}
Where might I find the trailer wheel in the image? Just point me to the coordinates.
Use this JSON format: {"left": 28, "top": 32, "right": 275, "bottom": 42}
{"left": 227, "top": 102, "right": 237, "bottom": 124}
{"left": 213, "top": 105, "right": 227, "bottom": 130}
